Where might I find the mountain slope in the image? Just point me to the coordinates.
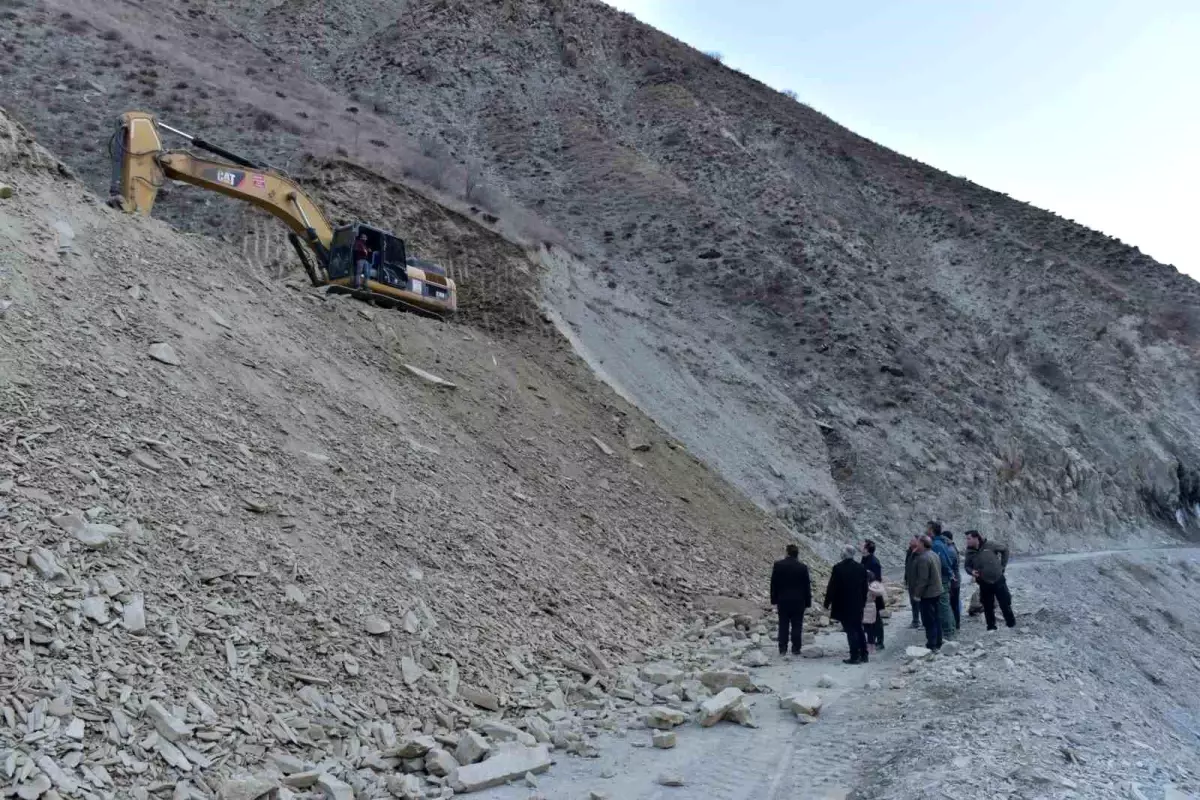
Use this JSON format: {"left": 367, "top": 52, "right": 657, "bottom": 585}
{"left": 0, "top": 101, "right": 794, "bottom": 764}
{"left": 2, "top": 0, "right": 1198, "bottom": 556}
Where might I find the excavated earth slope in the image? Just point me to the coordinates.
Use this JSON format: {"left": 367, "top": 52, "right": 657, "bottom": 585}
{"left": 0, "top": 107, "right": 801, "bottom": 797}
{"left": 2, "top": 0, "right": 1199, "bottom": 558}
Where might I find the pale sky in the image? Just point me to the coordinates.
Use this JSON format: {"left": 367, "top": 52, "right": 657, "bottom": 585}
{"left": 603, "top": 0, "right": 1200, "bottom": 279}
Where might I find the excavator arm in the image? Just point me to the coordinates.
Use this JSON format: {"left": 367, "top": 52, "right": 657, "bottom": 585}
{"left": 109, "top": 111, "right": 332, "bottom": 283}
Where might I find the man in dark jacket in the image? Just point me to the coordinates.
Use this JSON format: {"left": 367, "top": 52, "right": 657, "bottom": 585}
{"left": 903, "top": 536, "right": 921, "bottom": 628}
{"left": 861, "top": 539, "right": 885, "bottom": 648}
{"left": 824, "top": 544, "right": 870, "bottom": 664}
{"left": 910, "top": 536, "right": 944, "bottom": 650}
{"left": 770, "top": 544, "right": 812, "bottom": 656}
{"left": 964, "top": 531, "right": 1015, "bottom": 630}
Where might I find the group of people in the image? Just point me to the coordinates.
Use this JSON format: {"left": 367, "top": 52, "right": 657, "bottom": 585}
{"left": 768, "top": 523, "right": 1016, "bottom": 663}
{"left": 905, "top": 523, "right": 1015, "bottom": 650}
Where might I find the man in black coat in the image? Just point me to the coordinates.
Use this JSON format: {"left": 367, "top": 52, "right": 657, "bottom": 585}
{"left": 825, "top": 544, "right": 871, "bottom": 664}
{"left": 770, "top": 543, "right": 812, "bottom": 657}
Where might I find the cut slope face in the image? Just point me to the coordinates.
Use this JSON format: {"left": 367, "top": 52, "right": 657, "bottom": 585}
{"left": 0, "top": 107, "right": 796, "bottom": 792}
{"left": 3, "top": 0, "right": 1199, "bottom": 555}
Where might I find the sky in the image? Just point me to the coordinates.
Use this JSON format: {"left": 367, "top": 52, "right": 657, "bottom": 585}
{"left": 602, "top": 0, "right": 1200, "bottom": 279}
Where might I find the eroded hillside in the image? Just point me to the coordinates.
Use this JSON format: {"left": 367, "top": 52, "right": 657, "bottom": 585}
{"left": 0, "top": 105, "right": 801, "bottom": 795}
{"left": 2, "top": 0, "right": 1198, "bottom": 559}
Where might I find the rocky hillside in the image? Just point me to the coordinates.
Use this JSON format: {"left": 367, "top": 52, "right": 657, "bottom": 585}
{"left": 0, "top": 104, "right": 801, "bottom": 796}
{"left": 2, "top": 0, "right": 1198, "bottom": 557}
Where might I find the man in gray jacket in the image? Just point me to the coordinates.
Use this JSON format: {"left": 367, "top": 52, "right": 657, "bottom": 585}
{"left": 964, "top": 530, "right": 1014, "bottom": 630}
{"left": 910, "top": 535, "right": 944, "bottom": 650}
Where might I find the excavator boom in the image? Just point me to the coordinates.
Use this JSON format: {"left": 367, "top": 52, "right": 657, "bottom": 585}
{"left": 108, "top": 111, "right": 456, "bottom": 315}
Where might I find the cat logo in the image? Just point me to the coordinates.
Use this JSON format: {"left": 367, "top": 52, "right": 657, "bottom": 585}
{"left": 216, "top": 170, "right": 240, "bottom": 187}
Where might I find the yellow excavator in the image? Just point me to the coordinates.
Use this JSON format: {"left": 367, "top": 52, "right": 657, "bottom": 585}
{"left": 108, "top": 111, "right": 456, "bottom": 316}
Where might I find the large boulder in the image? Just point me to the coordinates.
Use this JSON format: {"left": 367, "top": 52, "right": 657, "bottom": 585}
{"left": 448, "top": 744, "right": 552, "bottom": 794}
{"left": 698, "top": 688, "right": 745, "bottom": 727}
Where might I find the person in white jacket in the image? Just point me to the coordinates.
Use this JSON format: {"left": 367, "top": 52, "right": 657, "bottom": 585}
{"left": 863, "top": 579, "right": 886, "bottom": 653}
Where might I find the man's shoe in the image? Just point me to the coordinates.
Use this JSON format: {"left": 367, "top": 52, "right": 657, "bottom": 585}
{"left": 877, "top": 643, "right": 885, "bottom": 650}
{"left": 860, "top": 654, "right": 869, "bottom": 663}
{"left": 910, "top": 622, "right": 920, "bottom": 629}
{"left": 843, "top": 657, "right": 861, "bottom": 665}
{"left": 986, "top": 626, "right": 998, "bottom": 631}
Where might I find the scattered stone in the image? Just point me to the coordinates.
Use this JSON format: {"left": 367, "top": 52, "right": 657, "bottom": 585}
{"left": 30, "top": 547, "right": 65, "bottom": 580}
{"left": 148, "top": 342, "right": 182, "bottom": 366}
{"left": 268, "top": 753, "right": 307, "bottom": 775}
{"left": 867, "top": 679, "right": 882, "bottom": 690}
{"left": 455, "top": 730, "right": 492, "bottom": 765}
{"left": 364, "top": 616, "right": 391, "bottom": 635}
{"left": 904, "top": 646, "right": 932, "bottom": 661}
{"left": 699, "top": 687, "right": 745, "bottom": 727}
{"left": 524, "top": 716, "right": 552, "bottom": 743}
{"left": 281, "top": 772, "right": 322, "bottom": 789}
{"left": 145, "top": 700, "right": 191, "bottom": 742}
{"left": 386, "top": 774, "right": 423, "bottom": 799}
{"left": 283, "top": 584, "right": 306, "bottom": 604}
{"left": 478, "top": 719, "right": 534, "bottom": 745}
{"left": 0, "top": 184, "right": 12, "bottom": 199}
{"left": 133, "top": 451, "right": 162, "bottom": 471}
{"left": 657, "top": 773, "right": 685, "bottom": 787}
{"left": 941, "top": 641, "right": 960, "bottom": 655}
{"left": 741, "top": 649, "right": 770, "bottom": 668}
{"left": 82, "top": 595, "right": 109, "bottom": 624}
{"left": 53, "top": 514, "right": 120, "bottom": 549}
{"left": 589, "top": 792, "right": 610, "bottom": 800}
{"left": 206, "top": 308, "right": 233, "bottom": 329}
{"left": 315, "top": 773, "right": 354, "bottom": 800}
{"left": 780, "top": 691, "right": 823, "bottom": 718}
{"left": 219, "top": 776, "right": 280, "bottom": 800}
{"left": 645, "top": 706, "right": 687, "bottom": 729}
{"left": 698, "top": 668, "right": 753, "bottom": 692}
{"left": 400, "top": 656, "right": 422, "bottom": 686}
{"left": 403, "top": 364, "right": 457, "bottom": 389}
{"left": 424, "top": 748, "right": 458, "bottom": 777}
{"left": 725, "top": 702, "right": 756, "bottom": 728}
{"left": 640, "top": 662, "right": 684, "bottom": 686}
{"left": 590, "top": 436, "right": 615, "bottom": 456}
{"left": 817, "top": 674, "right": 836, "bottom": 688}
{"left": 124, "top": 592, "right": 147, "bottom": 632}
{"left": 800, "top": 645, "right": 824, "bottom": 658}
{"left": 652, "top": 730, "right": 676, "bottom": 749}
{"left": 448, "top": 744, "right": 552, "bottom": 793}
{"left": 388, "top": 736, "right": 436, "bottom": 759}
{"left": 460, "top": 685, "right": 501, "bottom": 711}
{"left": 64, "top": 717, "right": 85, "bottom": 740}
{"left": 16, "top": 773, "right": 52, "bottom": 799}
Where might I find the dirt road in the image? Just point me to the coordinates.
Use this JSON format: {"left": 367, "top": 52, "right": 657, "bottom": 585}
{"left": 479, "top": 546, "right": 1200, "bottom": 800}
{"left": 480, "top": 618, "right": 903, "bottom": 800}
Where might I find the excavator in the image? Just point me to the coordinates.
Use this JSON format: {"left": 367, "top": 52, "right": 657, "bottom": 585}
{"left": 108, "top": 111, "right": 456, "bottom": 316}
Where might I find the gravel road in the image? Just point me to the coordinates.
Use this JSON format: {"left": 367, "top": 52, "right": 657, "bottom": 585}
{"left": 479, "top": 547, "right": 1200, "bottom": 800}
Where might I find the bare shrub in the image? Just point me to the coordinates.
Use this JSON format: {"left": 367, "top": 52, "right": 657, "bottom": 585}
{"left": 705, "top": 51, "right": 724, "bottom": 63}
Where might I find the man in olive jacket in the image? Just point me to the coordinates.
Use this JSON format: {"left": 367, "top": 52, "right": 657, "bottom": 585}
{"left": 964, "top": 530, "right": 1015, "bottom": 630}
{"left": 910, "top": 535, "right": 944, "bottom": 650}
{"left": 770, "top": 544, "right": 812, "bottom": 656}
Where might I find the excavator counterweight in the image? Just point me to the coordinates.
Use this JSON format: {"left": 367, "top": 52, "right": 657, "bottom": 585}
{"left": 108, "top": 111, "right": 456, "bottom": 316}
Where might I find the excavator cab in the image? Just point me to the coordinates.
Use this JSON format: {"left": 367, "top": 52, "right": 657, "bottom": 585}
{"left": 325, "top": 223, "right": 454, "bottom": 310}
